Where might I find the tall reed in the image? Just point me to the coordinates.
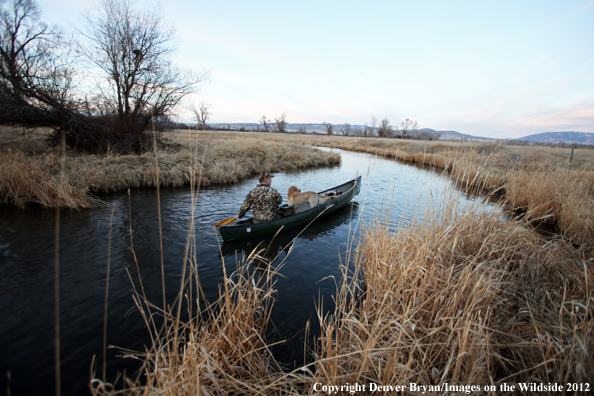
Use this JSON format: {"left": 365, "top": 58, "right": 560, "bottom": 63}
{"left": 90, "top": 254, "right": 305, "bottom": 395}
{"left": 314, "top": 200, "right": 592, "bottom": 388}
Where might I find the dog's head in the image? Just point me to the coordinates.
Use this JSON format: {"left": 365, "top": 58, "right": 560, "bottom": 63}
{"left": 288, "top": 186, "right": 301, "bottom": 194}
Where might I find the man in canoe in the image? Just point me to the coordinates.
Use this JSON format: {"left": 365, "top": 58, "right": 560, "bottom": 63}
{"left": 234, "top": 171, "right": 283, "bottom": 223}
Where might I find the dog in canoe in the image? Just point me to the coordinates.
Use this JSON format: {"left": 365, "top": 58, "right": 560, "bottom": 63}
{"left": 287, "top": 186, "right": 332, "bottom": 209}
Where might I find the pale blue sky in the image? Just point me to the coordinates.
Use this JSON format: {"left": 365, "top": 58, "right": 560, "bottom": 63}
{"left": 37, "top": 0, "right": 594, "bottom": 138}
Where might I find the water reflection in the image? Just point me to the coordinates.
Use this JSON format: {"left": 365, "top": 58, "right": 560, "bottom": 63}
{"left": 217, "top": 202, "right": 360, "bottom": 284}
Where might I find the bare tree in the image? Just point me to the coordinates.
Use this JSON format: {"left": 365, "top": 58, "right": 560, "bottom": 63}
{"left": 297, "top": 124, "right": 307, "bottom": 134}
{"left": 377, "top": 117, "right": 393, "bottom": 138}
{"left": 400, "top": 118, "right": 419, "bottom": 139}
{"left": 0, "top": 0, "right": 75, "bottom": 125}
{"left": 77, "top": 0, "right": 204, "bottom": 144}
{"left": 274, "top": 113, "right": 287, "bottom": 133}
{"left": 369, "top": 115, "right": 378, "bottom": 137}
{"left": 191, "top": 101, "right": 211, "bottom": 130}
{"left": 323, "top": 121, "right": 333, "bottom": 135}
{"left": 341, "top": 122, "right": 351, "bottom": 136}
{"left": 259, "top": 115, "right": 270, "bottom": 132}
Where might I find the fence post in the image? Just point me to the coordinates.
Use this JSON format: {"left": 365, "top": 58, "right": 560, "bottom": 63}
{"left": 569, "top": 145, "right": 574, "bottom": 171}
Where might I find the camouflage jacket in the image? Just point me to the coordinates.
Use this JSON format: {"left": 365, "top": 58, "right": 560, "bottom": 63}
{"left": 238, "top": 184, "right": 283, "bottom": 223}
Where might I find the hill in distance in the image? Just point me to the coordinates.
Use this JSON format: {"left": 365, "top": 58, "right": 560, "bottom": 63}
{"left": 417, "top": 128, "right": 494, "bottom": 142}
{"left": 517, "top": 131, "right": 594, "bottom": 145}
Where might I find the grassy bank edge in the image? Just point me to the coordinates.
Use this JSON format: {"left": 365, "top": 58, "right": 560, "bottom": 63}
{"left": 0, "top": 131, "right": 341, "bottom": 209}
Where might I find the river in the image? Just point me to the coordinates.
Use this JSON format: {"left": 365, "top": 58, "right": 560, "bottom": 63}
{"left": 0, "top": 148, "right": 498, "bottom": 395}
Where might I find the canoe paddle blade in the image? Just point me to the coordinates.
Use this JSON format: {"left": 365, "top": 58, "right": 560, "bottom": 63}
{"left": 215, "top": 217, "right": 236, "bottom": 227}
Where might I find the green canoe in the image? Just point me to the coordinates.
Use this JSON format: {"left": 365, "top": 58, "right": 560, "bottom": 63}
{"left": 216, "top": 176, "right": 362, "bottom": 241}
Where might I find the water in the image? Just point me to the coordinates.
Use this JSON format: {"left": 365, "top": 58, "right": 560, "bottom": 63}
{"left": 0, "top": 149, "right": 497, "bottom": 395}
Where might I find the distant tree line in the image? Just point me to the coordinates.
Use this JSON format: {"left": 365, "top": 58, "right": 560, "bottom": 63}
{"left": 327, "top": 117, "right": 440, "bottom": 141}
{"left": 0, "top": 0, "right": 206, "bottom": 153}
{"left": 251, "top": 114, "right": 440, "bottom": 142}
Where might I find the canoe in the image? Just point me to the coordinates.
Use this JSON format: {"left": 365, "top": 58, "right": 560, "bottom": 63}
{"left": 216, "top": 176, "right": 362, "bottom": 241}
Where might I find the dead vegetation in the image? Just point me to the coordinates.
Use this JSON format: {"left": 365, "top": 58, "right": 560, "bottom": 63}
{"left": 2, "top": 126, "right": 591, "bottom": 244}
{"left": 312, "top": 199, "right": 593, "bottom": 392}
{"left": 0, "top": 127, "right": 340, "bottom": 209}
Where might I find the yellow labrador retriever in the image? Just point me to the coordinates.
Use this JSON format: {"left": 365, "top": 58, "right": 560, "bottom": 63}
{"left": 287, "top": 186, "right": 332, "bottom": 209}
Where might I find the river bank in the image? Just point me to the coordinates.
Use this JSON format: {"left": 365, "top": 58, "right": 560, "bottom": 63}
{"left": 0, "top": 127, "right": 341, "bottom": 209}
{"left": 205, "top": 130, "right": 594, "bottom": 248}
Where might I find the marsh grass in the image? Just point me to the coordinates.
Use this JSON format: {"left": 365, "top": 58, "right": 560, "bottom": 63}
{"left": 0, "top": 129, "right": 340, "bottom": 209}
{"left": 3, "top": 127, "right": 592, "bottom": 246}
{"left": 92, "top": 192, "right": 592, "bottom": 395}
{"left": 90, "top": 246, "right": 306, "bottom": 395}
{"left": 0, "top": 149, "right": 102, "bottom": 208}
{"left": 310, "top": 198, "right": 593, "bottom": 391}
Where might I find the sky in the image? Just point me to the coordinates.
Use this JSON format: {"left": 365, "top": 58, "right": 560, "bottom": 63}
{"left": 36, "top": 0, "right": 594, "bottom": 139}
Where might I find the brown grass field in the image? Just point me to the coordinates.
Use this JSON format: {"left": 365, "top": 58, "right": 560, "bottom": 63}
{"left": 1, "top": 126, "right": 592, "bottom": 394}
{"left": 0, "top": 127, "right": 341, "bottom": 209}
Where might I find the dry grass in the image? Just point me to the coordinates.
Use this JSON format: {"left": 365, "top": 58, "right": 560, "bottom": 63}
{"left": 311, "top": 198, "right": 593, "bottom": 392}
{"left": 93, "top": 196, "right": 593, "bottom": 395}
{"left": 4, "top": 128, "right": 592, "bottom": 248}
{"left": 0, "top": 128, "right": 340, "bottom": 209}
{"left": 0, "top": 149, "right": 102, "bottom": 208}
{"left": 90, "top": 243, "right": 309, "bottom": 395}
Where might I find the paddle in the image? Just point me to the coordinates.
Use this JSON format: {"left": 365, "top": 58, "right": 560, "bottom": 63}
{"left": 214, "top": 217, "right": 236, "bottom": 227}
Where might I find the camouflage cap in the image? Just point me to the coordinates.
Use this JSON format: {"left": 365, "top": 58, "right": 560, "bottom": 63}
{"left": 258, "top": 172, "right": 274, "bottom": 181}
